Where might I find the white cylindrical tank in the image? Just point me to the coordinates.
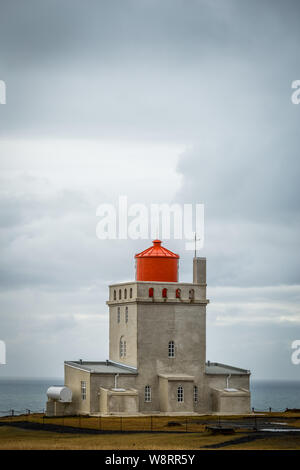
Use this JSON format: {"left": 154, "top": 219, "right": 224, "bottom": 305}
{"left": 47, "top": 386, "right": 72, "bottom": 403}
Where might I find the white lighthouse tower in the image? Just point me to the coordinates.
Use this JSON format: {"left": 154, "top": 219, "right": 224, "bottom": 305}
{"left": 46, "top": 240, "right": 251, "bottom": 416}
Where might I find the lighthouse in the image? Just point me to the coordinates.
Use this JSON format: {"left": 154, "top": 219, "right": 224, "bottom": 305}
{"left": 46, "top": 240, "right": 251, "bottom": 416}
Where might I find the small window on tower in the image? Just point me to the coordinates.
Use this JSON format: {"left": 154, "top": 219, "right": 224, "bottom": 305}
{"left": 120, "top": 336, "right": 127, "bottom": 358}
{"left": 177, "top": 386, "right": 184, "bottom": 403}
{"left": 149, "top": 287, "right": 154, "bottom": 297}
{"left": 189, "top": 289, "right": 195, "bottom": 300}
{"left": 119, "top": 289, "right": 122, "bottom": 300}
{"left": 125, "top": 306, "right": 128, "bottom": 323}
{"left": 124, "top": 288, "right": 127, "bottom": 299}
{"left": 117, "top": 307, "right": 120, "bottom": 323}
{"left": 162, "top": 288, "right": 167, "bottom": 298}
{"left": 176, "top": 288, "right": 181, "bottom": 299}
{"left": 130, "top": 288, "right": 133, "bottom": 298}
{"left": 168, "top": 340, "right": 175, "bottom": 358}
{"left": 113, "top": 290, "right": 116, "bottom": 300}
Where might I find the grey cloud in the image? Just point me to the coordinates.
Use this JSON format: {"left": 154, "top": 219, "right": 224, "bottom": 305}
{"left": 1, "top": 0, "right": 300, "bottom": 138}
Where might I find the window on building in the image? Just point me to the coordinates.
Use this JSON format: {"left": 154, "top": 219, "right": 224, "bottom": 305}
{"left": 144, "top": 385, "right": 151, "bottom": 402}
{"left": 81, "top": 381, "right": 87, "bottom": 400}
{"left": 177, "top": 386, "right": 184, "bottom": 403}
{"left": 119, "top": 289, "right": 122, "bottom": 300}
{"left": 189, "top": 289, "right": 195, "bottom": 300}
{"left": 168, "top": 340, "right": 175, "bottom": 358}
{"left": 130, "top": 288, "right": 133, "bottom": 298}
{"left": 120, "top": 337, "right": 127, "bottom": 357}
{"left": 117, "top": 307, "right": 120, "bottom": 323}
{"left": 113, "top": 290, "right": 116, "bottom": 300}
{"left": 149, "top": 287, "right": 154, "bottom": 297}
{"left": 193, "top": 385, "right": 198, "bottom": 403}
{"left": 125, "top": 306, "right": 128, "bottom": 323}
{"left": 124, "top": 288, "right": 127, "bottom": 299}
{"left": 176, "top": 288, "right": 181, "bottom": 299}
{"left": 162, "top": 288, "right": 167, "bottom": 298}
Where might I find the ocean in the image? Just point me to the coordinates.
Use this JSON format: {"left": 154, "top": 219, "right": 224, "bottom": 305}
{"left": 0, "top": 378, "right": 300, "bottom": 416}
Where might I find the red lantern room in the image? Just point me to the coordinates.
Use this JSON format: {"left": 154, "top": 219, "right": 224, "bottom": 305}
{"left": 135, "top": 240, "right": 179, "bottom": 282}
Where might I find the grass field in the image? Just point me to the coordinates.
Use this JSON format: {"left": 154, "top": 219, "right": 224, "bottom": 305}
{"left": 1, "top": 426, "right": 300, "bottom": 450}
{"left": 1, "top": 412, "right": 300, "bottom": 450}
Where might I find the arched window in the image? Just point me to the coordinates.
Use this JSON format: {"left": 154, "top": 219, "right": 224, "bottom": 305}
{"left": 176, "top": 288, "right": 181, "bottom": 299}
{"left": 113, "top": 290, "right": 116, "bottom": 300}
{"left": 119, "top": 336, "right": 127, "bottom": 357}
{"left": 149, "top": 287, "right": 154, "bottom": 297}
{"left": 117, "top": 307, "right": 120, "bottom": 323}
{"left": 177, "top": 386, "right": 184, "bottom": 403}
{"left": 124, "top": 288, "right": 127, "bottom": 299}
{"left": 189, "top": 289, "right": 194, "bottom": 300}
{"left": 130, "top": 288, "right": 133, "bottom": 298}
{"left": 193, "top": 386, "right": 198, "bottom": 403}
{"left": 162, "top": 288, "right": 167, "bottom": 298}
{"left": 144, "top": 385, "right": 151, "bottom": 402}
{"left": 125, "top": 306, "right": 128, "bottom": 323}
{"left": 168, "top": 340, "right": 175, "bottom": 358}
{"left": 119, "top": 289, "right": 122, "bottom": 300}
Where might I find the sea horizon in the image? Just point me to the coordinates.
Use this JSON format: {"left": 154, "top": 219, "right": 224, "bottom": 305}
{"left": 0, "top": 377, "right": 300, "bottom": 416}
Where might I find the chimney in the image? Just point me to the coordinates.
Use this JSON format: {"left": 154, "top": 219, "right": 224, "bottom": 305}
{"left": 193, "top": 257, "right": 206, "bottom": 284}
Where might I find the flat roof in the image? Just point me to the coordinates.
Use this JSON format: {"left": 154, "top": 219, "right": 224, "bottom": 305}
{"left": 205, "top": 362, "right": 250, "bottom": 375}
{"left": 65, "top": 361, "right": 137, "bottom": 375}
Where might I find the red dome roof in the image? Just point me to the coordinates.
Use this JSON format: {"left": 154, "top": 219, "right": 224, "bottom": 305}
{"left": 135, "top": 240, "right": 179, "bottom": 259}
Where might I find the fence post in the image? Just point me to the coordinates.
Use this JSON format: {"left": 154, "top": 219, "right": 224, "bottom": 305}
{"left": 269, "top": 407, "right": 272, "bottom": 413}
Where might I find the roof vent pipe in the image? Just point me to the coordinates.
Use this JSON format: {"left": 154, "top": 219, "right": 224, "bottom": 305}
{"left": 114, "top": 373, "right": 119, "bottom": 389}
{"left": 226, "top": 374, "right": 231, "bottom": 389}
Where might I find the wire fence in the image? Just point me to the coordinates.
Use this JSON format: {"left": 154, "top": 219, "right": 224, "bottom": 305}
{"left": 0, "top": 410, "right": 299, "bottom": 434}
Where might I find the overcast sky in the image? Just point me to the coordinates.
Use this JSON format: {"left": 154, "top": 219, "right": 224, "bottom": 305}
{"left": 0, "top": 0, "right": 299, "bottom": 380}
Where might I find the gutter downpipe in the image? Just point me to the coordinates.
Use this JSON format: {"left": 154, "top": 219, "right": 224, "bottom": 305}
{"left": 226, "top": 374, "right": 231, "bottom": 389}
{"left": 114, "top": 373, "right": 120, "bottom": 389}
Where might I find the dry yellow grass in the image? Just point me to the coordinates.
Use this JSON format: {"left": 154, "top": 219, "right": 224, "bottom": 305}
{"left": 1, "top": 426, "right": 300, "bottom": 450}
{"left": 0, "top": 426, "right": 244, "bottom": 450}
